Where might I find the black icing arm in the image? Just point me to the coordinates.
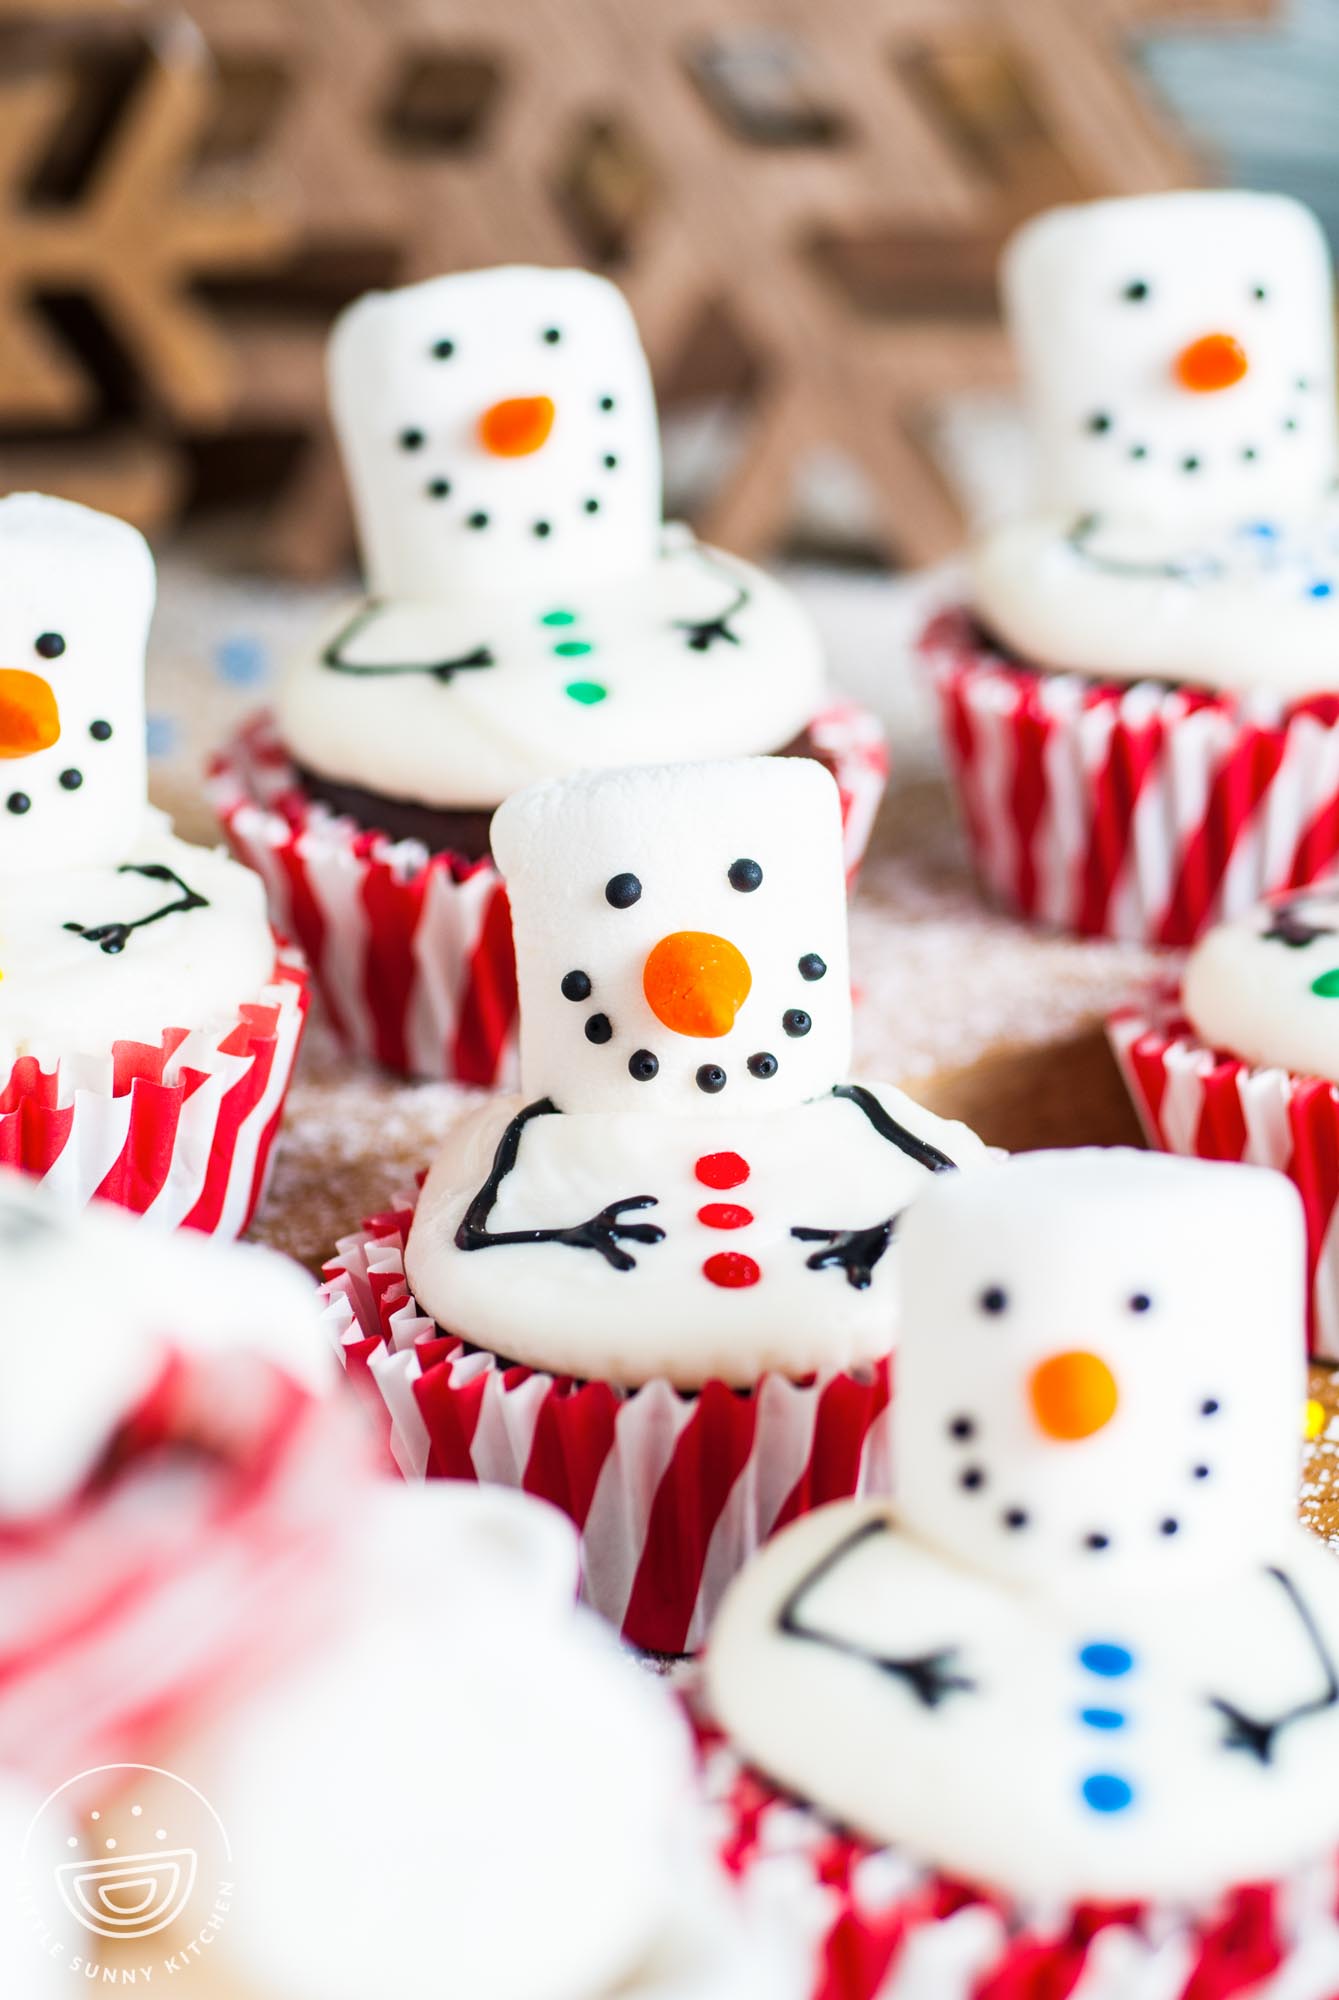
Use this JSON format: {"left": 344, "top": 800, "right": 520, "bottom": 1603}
{"left": 322, "top": 601, "right": 494, "bottom": 684}
{"left": 65, "top": 863, "right": 208, "bottom": 957}
{"left": 454, "top": 1097, "right": 665, "bottom": 1273}
{"left": 671, "top": 543, "right": 751, "bottom": 653}
{"left": 789, "top": 1087, "right": 957, "bottom": 1289}
{"left": 1207, "top": 1566, "right": 1339, "bottom": 1765}
{"left": 778, "top": 1517, "right": 976, "bottom": 1709}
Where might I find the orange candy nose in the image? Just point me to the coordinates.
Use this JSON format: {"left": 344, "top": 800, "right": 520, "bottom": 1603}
{"left": 643, "top": 931, "right": 752, "bottom": 1038}
{"left": 0, "top": 670, "right": 59, "bottom": 758}
{"left": 1174, "top": 332, "right": 1248, "bottom": 394}
{"left": 478, "top": 395, "right": 556, "bottom": 457}
{"left": 1028, "top": 1351, "right": 1119, "bottom": 1441}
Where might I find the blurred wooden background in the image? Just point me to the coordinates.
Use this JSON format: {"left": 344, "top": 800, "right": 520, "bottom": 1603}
{"left": 0, "top": 0, "right": 1282, "bottom": 575}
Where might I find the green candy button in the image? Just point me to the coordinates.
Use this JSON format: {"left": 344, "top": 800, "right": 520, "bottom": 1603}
{"left": 540, "top": 609, "right": 577, "bottom": 627}
{"left": 565, "top": 680, "right": 607, "bottom": 705}
{"left": 1311, "top": 969, "right": 1339, "bottom": 998}
{"left": 554, "top": 639, "right": 593, "bottom": 657}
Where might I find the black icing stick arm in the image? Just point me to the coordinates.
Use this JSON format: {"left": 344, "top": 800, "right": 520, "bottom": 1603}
{"left": 779, "top": 1517, "right": 977, "bottom": 1710}
{"left": 322, "top": 601, "right": 494, "bottom": 684}
{"left": 454, "top": 1098, "right": 665, "bottom": 1273}
{"left": 789, "top": 1087, "right": 957, "bottom": 1289}
{"left": 1208, "top": 1566, "right": 1339, "bottom": 1765}
{"left": 65, "top": 863, "right": 209, "bottom": 957}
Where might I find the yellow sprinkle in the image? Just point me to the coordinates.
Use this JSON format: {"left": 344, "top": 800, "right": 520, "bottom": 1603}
{"left": 1305, "top": 1398, "right": 1326, "bottom": 1442}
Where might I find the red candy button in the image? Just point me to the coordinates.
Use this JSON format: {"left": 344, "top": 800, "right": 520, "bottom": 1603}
{"left": 695, "top": 1151, "right": 750, "bottom": 1190}
{"left": 704, "top": 1252, "right": 761, "bottom": 1289}
{"left": 698, "top": 1203, "right": 753, "bottom": 1230}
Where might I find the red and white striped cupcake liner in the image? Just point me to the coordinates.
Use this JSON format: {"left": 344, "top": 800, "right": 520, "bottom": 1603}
{"left": 699, "top": 1728, "right": 1339, "bottom": 2000}
{"left": 1109, "top": 989, "right": 1339, "bottom": 1360}
{"left": 207, "top": 703, "right": 889, "bottom": 1086}
{"left": 318, "top": 1196, "right": 895, "bottom": 1656}
{"left": 924, "top": 608, "right": 1339, "bottom": 948}
{"left": 0, "top": 942, "right": 308, "bottom": 1237}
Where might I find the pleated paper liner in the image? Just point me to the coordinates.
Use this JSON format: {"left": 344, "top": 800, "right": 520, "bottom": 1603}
{"left": 925, "top": 607, "right": 1339, "bottom": 948}
{"left": 318, "top": 1195, "right": 895, "bottom": 1655}
{"left": 207, "top": 702, "right": 889, "bottom": 1086}
{"left": 1109, "top": 988, "right": 1339, "bottom": 1360}
{"left": 0, "top": 941, "right": 308, "bottom": 1236}
{"left": 696, "top": 1724, "right": 1339, "bottom": 2000}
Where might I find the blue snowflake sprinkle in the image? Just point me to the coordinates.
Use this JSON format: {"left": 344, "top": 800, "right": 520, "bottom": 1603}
{"left": 1308, "top": 580, "right": 1334, "bottom": 599}
{"left": 145, "top": 714, "right": 178, "bottom": 759}
{"left": 215, "top": 634, "right": 271, "bottom": 686}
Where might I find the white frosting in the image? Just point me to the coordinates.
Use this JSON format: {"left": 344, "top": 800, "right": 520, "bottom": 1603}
{"left": 407, "top": 1084, "right": 990, "bottom": 1388}
{"left": 278, "top": 265, "right": 825, "bottom": 810}
{"left": 0, "top": 493, "right": 153, "bottom": 874}
{"left": 329, "top": 266, "right": 661, "bottom": 599}
{"left": 3, "top": 1776, "right": 69, "bottom": 1998}
{"left": 205, "top": 1484, "right": 778, "bottom": 2000}
{"left": 405, "top": 757, "right": 989, "bottom": 1385}
{"left": 707, "top": 1151, "right": 1339, "bottom": 1904}
{"left": 494, "top": 758, "right": 851, "bottom": 1116}
{"left": 276, "top": 534, "right": 825, "bottom": 810}
{"left": 1182, "top": 881, "right": 1339, "bottom": 1082}
{"left": 0, "top": 810, "right": 275, "bottom": 1068}
{"left": 973, "top": 191, "right": 1339, "bottom": 695}
{"left": 0, "top": 1167, "right": 329, "bottom": 1519}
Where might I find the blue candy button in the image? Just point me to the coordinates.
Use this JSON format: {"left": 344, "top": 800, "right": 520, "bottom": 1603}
{"left": 1309, "top": 581, "right": 1334, "bottom": 599}
{"left": 1078, "top": 1643, "right": 1134, "bottom": 1678}
{"left": 1082, "top": 1773, "right": 1135, "bottom": 1814}
{"left": 1080, "top": 1707, "right": 1126, "bottom": 1731}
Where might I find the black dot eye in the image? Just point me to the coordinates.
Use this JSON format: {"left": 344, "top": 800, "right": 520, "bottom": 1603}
{"left": 628, "top": 1049, "right": 659, "bottom": 1081}
{"left": 583, "top": 498, "right": 600, "bottom": 515}
{"left": 1085, "top": 1532, "right": 1111, "bottom": 1552}
{"left": 1004, "top": 1508, "right": 1029, "bottom": 1531}
{"left": 605, "top": 872, "right": 642, "bottom": 909}
{"left": 400, "top": 429, "right": 425, "bottom": 451}
{"left": 431, "top": 338, "right": 455, "bottom": 360}
{"left": 603, "top": 454, "right": 618, "bottom": 470}
{"left": 696, "top": 1064, "right": 727, "bottom": 1094}
{"left": 782, "top": 1009, "right": 811, "bottom": 1038}
{"left": 467, "top": 511, "right": 489, "bottom": 530}
{"left": 7, "top": 792, "right": 30, "bottom": 815}
{"left": 585, "top": 1013, "right": 613, "bottom": 1045}
{"left": 980, "top": 1286, "right": 1008, "bottom": 1315}
{"left": 59, "top": 768, "right": 82, "bottom": 791}
{"left": 747, "top": 1052, "right": 777, "bottom": 1078}
{"left": 34, "top": 632, "right": 64, "bottom": 660}
{"left": 427, "top": 478, "right": 451, "bottom": 499}
{"left": 561, "top": 970, "right": 591, "bottom": 1002}
{"left": 1128, "top": 1293, "right": 1152, "bottom": 1314}
{"left": 1193, "top": 1464, "right": 1211, "bottom": 1480}
{"left": 89, "top": 720, "right": 112, "bottom": 742}
{"left": 1181, "top": 456, "right": 1201, "bottom": 474}
{"left": 533, "top": 520, "right": 552, "bottom": 538}
{"left": 542, "top": 326, "right": 562, "bottom": 344}
{"left": 1251, "top": 284, "right": 1268, "bottom": 302}
{"left": 728, "top": 858, "right": 762, "bottom": 892}
{"left": 798, "top": 953, "right": 827, "bottom": 982}
{"left": 1201, "top": 1398, "right": 1220, "bottom": 1417}
{"left": 1160, "top": 1518, "right": 1180, "bottom": 1536}
{"left": 1087, "top": 412, "right": 1112, "bottom": 434}
{"left": 1122, "top": 280, "right": 1150, "bottom": 303}
{"left": 599, "top": 395, "right": 615, "bottom": 412}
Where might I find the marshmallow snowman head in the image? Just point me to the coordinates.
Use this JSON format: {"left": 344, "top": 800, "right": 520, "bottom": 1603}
{"left": 1005, "top": 191, "right": 1337, "bottom": 533}
{"left": 0, "top": 1171, "right": 328, "bottom": 1520}
{"left": 894, "top": 1150, "right": 1305, "bottom": 1596}
{"left": 0, "top": 494, "right": 152, "bottom": 876}
{"left": 491, "top": 757, "right": 852, "bottom": 1116}
{"left": 329, "top": 266, "right": 661, "bottom": 601}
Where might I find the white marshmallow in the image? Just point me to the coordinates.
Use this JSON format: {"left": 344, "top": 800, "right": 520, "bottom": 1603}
{"left": 3, "top": 1776, "right": 70, "bottom": 1998}
{"left": 329, "top": 265, "right": 661, "bottom": 600}
{"left": 1183, "top": 881, "right": 1339, "bottom": 1083}
{"left": 1005, "top": 191, "right": 1336, "bottom": 534}
{"left": 0, "top": 494, "right": 153, "bottom": 875}
{"left": 492, "top": 756, "right": 850, "bottom": 1116}
{"left": 0, "top": 1170, "right": 328, "bottom": 1519}
{"left": 708, "top": 1153, "right": 1339, "bottom": 1904}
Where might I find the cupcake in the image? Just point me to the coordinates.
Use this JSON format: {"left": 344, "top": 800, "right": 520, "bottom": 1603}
{"left": 209, "top": 264, "right": 886, "bottom": 1082}
{"left": 704, "top": 1150, "right": 1339, "bottom": 1997}
{"left": 321, "top": 754, "right": 990, "bottom": 1652}
{"left": 924, "top": 189, "right": 1339, "bottom": 947}
{"left": 0, "top": 494, "right": 307, "bottom": 1231}
{"left": 0, "top": 1176, "right": 791, "bottom": 2000}
{"left": 1111, "top": 878, "right": 1339, "bottom": 1356}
